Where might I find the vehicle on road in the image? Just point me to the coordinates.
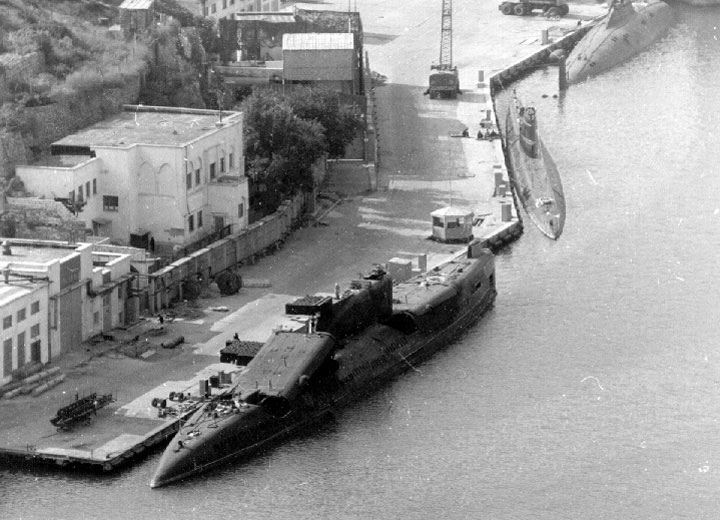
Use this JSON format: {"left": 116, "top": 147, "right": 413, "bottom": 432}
{"left": 498, "top": 0, "right": 569, "bottom": 18}
{"left": 426, "top": 0, "right": 460, "bottom": 99}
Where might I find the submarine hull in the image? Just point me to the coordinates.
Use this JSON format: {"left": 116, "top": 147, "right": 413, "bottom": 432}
{"left": 150, "top": 248, "right": 497, "bottom": 488}
{"left": 503, "top": 95, "right": 566, "bottom": 240}
{"left": 566, "top": 1, "right": 674, "bottom": 84}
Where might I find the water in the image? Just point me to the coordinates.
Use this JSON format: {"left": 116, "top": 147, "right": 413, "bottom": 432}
{"left": 4, "top": 7, "right": 720, "bottom": 520}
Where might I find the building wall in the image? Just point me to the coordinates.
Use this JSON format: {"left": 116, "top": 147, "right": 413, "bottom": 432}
{"left": 283, "top": 48, "right": 355, "bottom": 80}
{"left": 86, "top": 252, "right": 132, "bottom": 337}
{"left": 15, "top": 111, "right": 248, "bottom": 252}
{"left": 0, "top": 286, "right": 49, "bottom": 386}
{"left": 17, "top": 157, "right": 102, "bottom": 206}
{"left": 203, "top": 0, "right": 281, "bottom": 20}
{"left": 0, "top": 240, "right": 134, "bottom": 383}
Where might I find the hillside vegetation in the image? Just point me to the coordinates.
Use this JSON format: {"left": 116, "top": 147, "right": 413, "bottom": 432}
{"left": 0, "top": 0, "right": 145, "bottom": 110}
{"left": 0, "top": 0, "right": 215, "bottom": 176}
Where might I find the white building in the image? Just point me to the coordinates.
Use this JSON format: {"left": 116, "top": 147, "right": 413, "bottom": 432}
{"left": 16, "top": 105, "right": 249, "bottom": 258}
{"left": 189, "top": 0, "right": 283, "bottom": 19}
{"left": 0, "top": 239, "right": 136, "bottom": 386}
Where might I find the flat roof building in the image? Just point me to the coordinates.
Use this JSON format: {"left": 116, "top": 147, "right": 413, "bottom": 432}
{"left": 16, "top": 106, "right": 249, "bottom": 258}
{"left": 0, "top": 239, "right": 137, "bottom": 386}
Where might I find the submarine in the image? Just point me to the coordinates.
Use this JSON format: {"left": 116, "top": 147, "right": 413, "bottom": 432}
{"left": 150, "top": 245, "right": 497, "bottom": 488}
{"left": 502, "top": 91, "right": 566, "bottom": 240}
{"left": 566, "top": 0, "right": 674, "bottom": 84}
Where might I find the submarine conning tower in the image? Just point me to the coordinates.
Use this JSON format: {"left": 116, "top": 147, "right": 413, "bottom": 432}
{"left": 519, "top": 106, "right": 540, "bottom": 159}
{"left": 285, "top": 267, "right": 393, "bottom": 339}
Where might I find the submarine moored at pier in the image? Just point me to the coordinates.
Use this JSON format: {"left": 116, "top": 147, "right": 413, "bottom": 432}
{"left": 502, "top": 91, "right": 566, "bottom": 240}
{"left": 150, "top": 244, "right": 497, "bottom": 488}
{"left": 565, "top": 0, "right": 674, "bottom": 84}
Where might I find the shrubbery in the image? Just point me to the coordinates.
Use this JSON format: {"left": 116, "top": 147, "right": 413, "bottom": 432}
{"left": 243, "top": 87, "right": 364, "bottom": 215}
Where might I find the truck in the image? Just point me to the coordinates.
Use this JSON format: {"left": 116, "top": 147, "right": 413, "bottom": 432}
{"left": 499, "top": 0, "right": 570, "bottom": 18}
{"left": 428, "top": 66, "right": 460, "bottom": 100}
{"left": 426, "top": 0, "right": 460, "bottom": 100}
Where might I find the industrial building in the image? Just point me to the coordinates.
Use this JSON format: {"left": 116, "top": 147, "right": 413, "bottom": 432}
{"left": 0, "top": 239, "right": 138, "bottom": 386}
{"left": 197, "top": 0, "right": 283, "bottom": 20}
{"left": 213, "top": 9, "right": 364, "bottom": 95}
{"left": 16, "top": 105, "right": 249, "bottom": 259}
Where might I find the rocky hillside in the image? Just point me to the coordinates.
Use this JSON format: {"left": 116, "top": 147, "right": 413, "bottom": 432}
{"left": 0, "top": 0, "right": 145, "bottom": 175}
{"left": 0, "top": 0, "right": 214, "bottom": 179}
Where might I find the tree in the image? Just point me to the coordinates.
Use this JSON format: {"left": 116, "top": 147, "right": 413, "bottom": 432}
{"left": 243, "top": 89, "right": 326, "bottom": 214}
{"left": 242, "top": 87, "right": 365, "bottom": 214}
{"left": 287, "top": 87, "right": 364, "bottom": 158}
{"left": 138, "top": 25, "right": 205, "bottom": 108}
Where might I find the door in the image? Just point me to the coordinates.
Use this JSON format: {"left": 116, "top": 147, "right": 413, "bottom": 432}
{"left": 30, "top": 340, "right": 41, "bottom": 364}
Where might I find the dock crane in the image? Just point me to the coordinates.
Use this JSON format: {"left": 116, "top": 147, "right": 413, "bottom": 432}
{"left": 426, "top": 0, "right": 460, "bottom": 99}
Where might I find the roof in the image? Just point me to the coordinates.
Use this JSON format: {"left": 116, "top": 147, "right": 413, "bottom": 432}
{"left": 53, "top": 106, "right": 242, "bottom": 149}
{"left": 0, "top": 242, "right": 77, "bottom": 265}
{"left": 431, "top": 206, "right": 474, "bottom": 217}
{"left": 234, "top": 12, "right": 296, "bottom": 23}
{"left": 220, "top": 340, "right": 264, "bottom": 358}
{"left": 283, "top": 32, "right": 355, "bottom": 51}
{"left": 119, "top": 0, "right": 154, "bottom": 9}
{"left": 0, "top": 241, "right": 76, "bottom": 305}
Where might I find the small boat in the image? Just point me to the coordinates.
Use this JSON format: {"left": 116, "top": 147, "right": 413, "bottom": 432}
{"left": 150, "top": 244, "right": 496, "bottom": 488}
{"left": 566, "top": 0, "right": 675, "bottom": 84}
{"left": 503, "top": 92, "right": 566, "bottom": 240}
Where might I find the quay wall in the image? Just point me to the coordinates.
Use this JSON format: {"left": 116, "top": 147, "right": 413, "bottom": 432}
{"left": 488, "top": 24, "right": 594, "bottom": 94}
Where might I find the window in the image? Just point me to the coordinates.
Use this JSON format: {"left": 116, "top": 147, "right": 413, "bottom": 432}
{"left": 204, "top": 6, "right": 209, "bottom": 15}
{"left": 17, "top": 308, "right": 25, "bottom": 322}
{"left": 86, "top": 181, "right": 91, "bottom": 198}
{"left": 238, "top": 203, "right": 244, "bottom": 218}
{"left": 93, "top": 178, "right": 97, "bottom": 194}
{"left": 103, "top": 195, "right": 119, "bottom": 212}
{"left": 31, "top": 301, "right": 40, "bottom": 314}
{"left": 186, "top": 171, "right": 192, "bottom": 190}
{"left": 220, "top": 157, "right": 225, "bottom": 173}
{"left": 211, "top": 3, "right": 216, "bottom": 13}
{"left": 198, "top": 211, "right": 203, "bottom": 228}
{"left": 78, "top": 185, "right": 83, "bottom": 201}
{"left": 195, "top": 168, "right": 201, "bottom": 185}
{"left": 188, "top": 214, "right": 194, "bottom": 232}
{"left": 3, "top": 316, "right": 11, "bottom": 329}
{"left": 229, "top": 153, "right": 234, "bottom": 169}
{"left": 30, "top": 324, "right": 40, "bottom": 338}
{"left": 223, "top": 0, "right": 227, "bottom": 8}
{"left": 69, "top": 190, "right": 75, "bottom": 202}
{"left": 94, "top": 311, "right": 99, "bottom": 325}
{"left": 210, "top": 162, "right": 216, "bottom": 180}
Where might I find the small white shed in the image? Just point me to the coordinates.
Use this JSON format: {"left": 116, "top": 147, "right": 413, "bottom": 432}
{"left": 431, "top": 206, "right": 474, "bottom": 243}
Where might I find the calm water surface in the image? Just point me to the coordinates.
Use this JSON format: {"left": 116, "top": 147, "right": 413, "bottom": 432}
{"left": 3, "top": 7, "right": 720, "bottom": 520}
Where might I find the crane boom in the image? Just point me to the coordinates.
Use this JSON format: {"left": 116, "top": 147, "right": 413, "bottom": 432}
{"left": 438, "top": 0, "right": 452, "bottom": 69}
{"left": 426, "top": 0, "right": 459, "bottom": 99}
